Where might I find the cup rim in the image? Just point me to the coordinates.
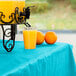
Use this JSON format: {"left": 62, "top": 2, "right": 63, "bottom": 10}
{"left": 23, "top": 27, "right": 37, "bottom": 30}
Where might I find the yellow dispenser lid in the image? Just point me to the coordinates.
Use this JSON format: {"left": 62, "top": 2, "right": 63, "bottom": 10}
{"left": 0, "top": 0, "right": 25, "bottom": 24}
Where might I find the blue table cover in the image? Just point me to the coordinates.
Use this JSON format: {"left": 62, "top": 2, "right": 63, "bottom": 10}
{"left": 0, "top": 41, "right": 76, "bottom": 76}
{"left": 75, "top": 64, "right": 76, "bottom": 76}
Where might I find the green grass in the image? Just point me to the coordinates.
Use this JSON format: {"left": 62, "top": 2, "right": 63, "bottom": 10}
{"left": 27, "top": 12, "right": 76, "bottom": 30}
{"left": 26, "top": 2, "right": 49, "bottom": 13}
{"left": 70, "top": 0, "right": 76, "bottom": 9}
{"left": 25, "top": 2, "right": 76, "bottom": 30}
{"left": 26, "top": 0, "right": 47, "bottom": 2}
{"left": 20, "top": 1, "right": 76, "bottom": 30}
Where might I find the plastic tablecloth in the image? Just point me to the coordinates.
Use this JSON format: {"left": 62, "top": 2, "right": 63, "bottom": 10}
{"left": 75, "top": 64, "right": 76, "bottom": 76}
{"left": 0, "top": 41, "right": 76, "bottom": 76}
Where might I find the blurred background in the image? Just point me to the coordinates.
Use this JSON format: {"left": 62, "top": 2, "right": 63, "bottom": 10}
{"left": 0, "top": 0, "right": 75, "bottom": 60}
{"left": 23, "top": 0, "right": 76, "bottom": 30}
{"left": 17, "top": 0, "right": 76, "bottom": 61}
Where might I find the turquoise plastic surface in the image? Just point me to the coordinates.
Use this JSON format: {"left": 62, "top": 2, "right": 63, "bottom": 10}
{"left": 0, "top": 41, "right": 76, "bottom": 76}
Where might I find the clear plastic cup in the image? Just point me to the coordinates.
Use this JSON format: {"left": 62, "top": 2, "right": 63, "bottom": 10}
{"left": 23, "top": 27, "right": 37, "bottom": 49}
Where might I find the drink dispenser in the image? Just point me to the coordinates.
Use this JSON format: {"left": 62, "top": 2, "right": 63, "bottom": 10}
{"left": 0, "top": 0, "right": 32, "bottom": 52}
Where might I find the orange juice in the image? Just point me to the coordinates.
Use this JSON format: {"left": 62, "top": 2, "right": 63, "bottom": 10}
{"left": 23, "top": 29, "right": 37, "bottom": 49}
{"left": 0, "top": 0, "right": 25, "bottom": 24}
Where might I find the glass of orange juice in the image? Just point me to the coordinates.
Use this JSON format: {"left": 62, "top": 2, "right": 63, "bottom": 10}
{"left": 23, "top": 27, "right": 37, "bottom": 49}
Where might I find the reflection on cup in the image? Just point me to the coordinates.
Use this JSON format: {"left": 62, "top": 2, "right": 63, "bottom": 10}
{"left": 23, "top": 27, "right": 37, "bottom": 49}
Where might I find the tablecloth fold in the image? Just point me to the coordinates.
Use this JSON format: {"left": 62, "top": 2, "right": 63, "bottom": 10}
{"left": 0, "top": 41, "right": 75, "bottom": 76}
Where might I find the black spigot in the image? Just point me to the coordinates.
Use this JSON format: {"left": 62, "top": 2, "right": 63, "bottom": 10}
{"left": 17, "top": 6, "right": 35, "bottom": 26}
{"left": 19, "top": 7, "right": 30, "bottom": 19}
{"left": 19, "top": 6, "right": 35, "bottom": 19}
{"left": 25, "top": 6, "right": 35, "bottom": 19}
{"left": 24, "top": 7, "right": 30, "bottom": 19}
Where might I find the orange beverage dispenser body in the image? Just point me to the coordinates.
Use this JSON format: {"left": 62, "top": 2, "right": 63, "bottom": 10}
{"left": 0, "top": 0, "right": 25, "bottom": 24}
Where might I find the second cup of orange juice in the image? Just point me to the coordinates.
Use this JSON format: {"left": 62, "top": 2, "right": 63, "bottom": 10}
{"left": 23, "top": 27, "right": 37, "bottom": 49}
